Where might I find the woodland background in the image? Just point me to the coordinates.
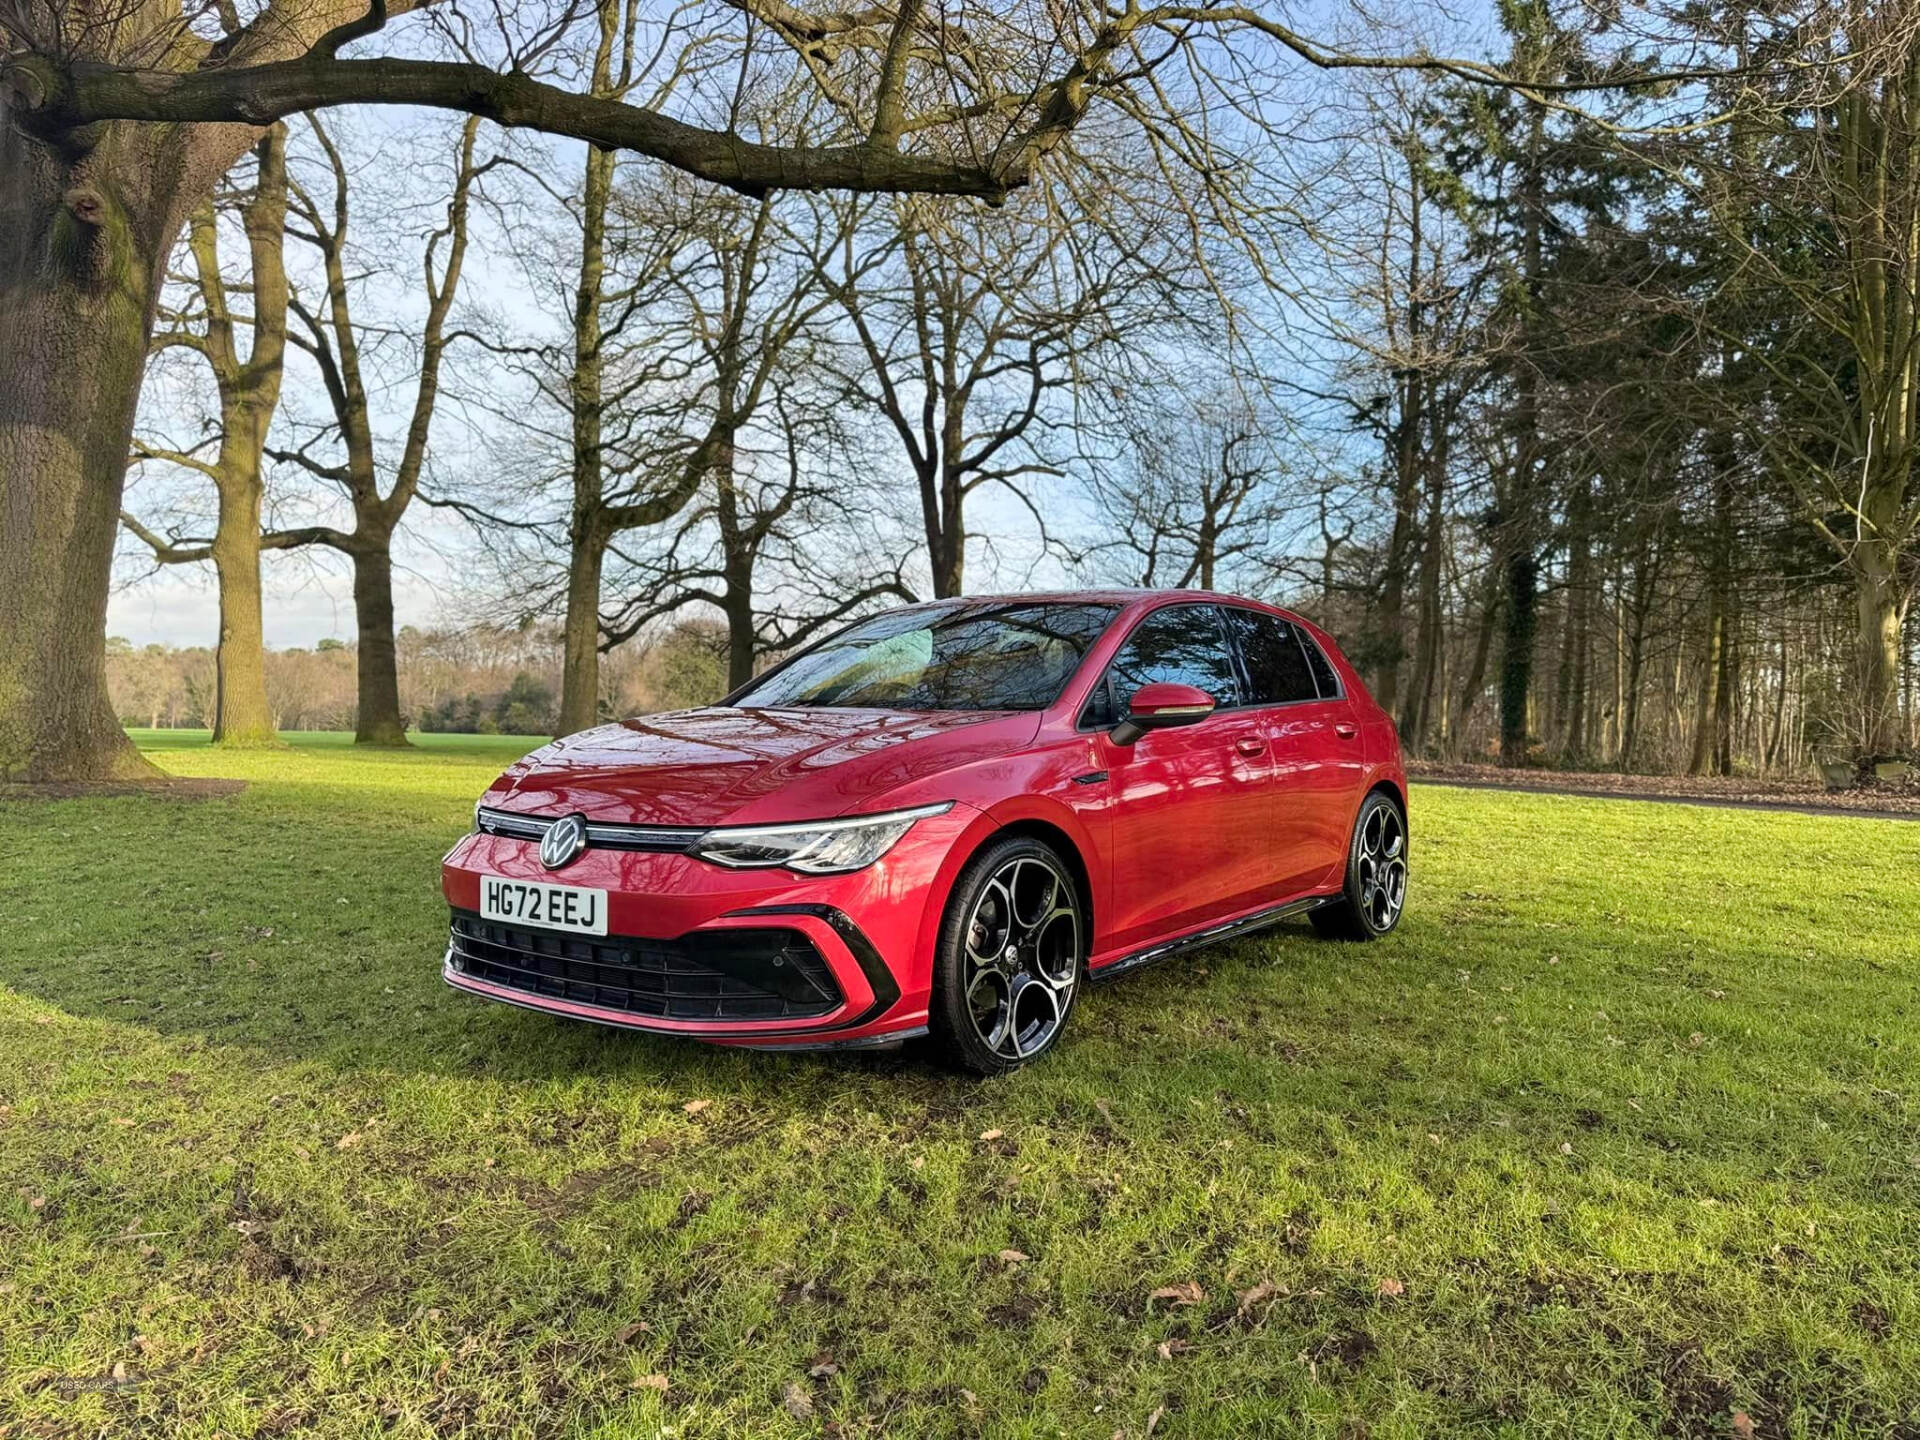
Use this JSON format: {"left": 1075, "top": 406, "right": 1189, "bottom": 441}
{"left": 92, "top": 0, "right": 1920, "bottom": 777}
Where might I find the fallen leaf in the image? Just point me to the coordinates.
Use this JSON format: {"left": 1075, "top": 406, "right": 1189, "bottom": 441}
{"left": 782, "top": 1380, "right": 815, "bottom": 1420}
{"left": 1731, "top": 1411, "right": 1755, "bottom": 1439}
{"left": 1148, "top": 1281, "right": 1205, "bottom": 1308}
{"left": 28, "top": 1195, "right": 46, "bottom": 1210}
{"left": 631, "top": 1373, "right": 669, "bottom": 1392}
{"left": 1094, "top": 1097, "right": 1115, "bottom": 1125}
{"left": 1147, "top": 1405, "right": 1167, "bottom": 1434}
{"left": 110, "top": 1117, "right": 135, "bottom": 1128}
{"left": 615, "top": 1320, "right": 651, "bottom": 1345}
{"left": 110, "top": 1361, "right": 128, "bottom": 1382}
{"left": 1155, "top": 1339, "right": 1192, "bottom": 1360}
{"left": 1376, "top": 1277, "right": 1406, "bottom": 1298}
{"left": 978, "top": 1128, "right": 1004, "bottom": 1142}
{"left": 1236, "top": 1280, "right": 1278, "bottom": 1313}
{"left": 998, "top": 1248, "right": 1030, "bottom": 1265}
{"left": 909, "top": 1154, "right": 926, "bottom": 1170}
{"left": 1707, "top": 989, "right": 1726, "bottom": 1000}
{"left": 1559, "top": 1142, "right": 1574, "bottom": 1155}
{"left": 807, "top": 1355, "right": 839, "bottom": 1379}
{"left": 334, "top": 1131, "right": 362, "bottom": 1151}
{"left": 683, "top": 1099, "right": 711, "bottom": 1115}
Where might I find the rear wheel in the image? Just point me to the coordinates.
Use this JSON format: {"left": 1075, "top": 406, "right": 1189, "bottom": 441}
{"left": 1311, "top": 792, "right": 1408, "bottom": 941}
{"left": 932, "top": 836, "right": 1085, "bottom": 1074}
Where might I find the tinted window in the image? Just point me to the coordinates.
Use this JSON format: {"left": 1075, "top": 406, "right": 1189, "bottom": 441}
{"left": 1224, "top": 608, "right": 1317, "bottom": 705}
{"left": 733, "top": 602, "right": 1117, "bottom": 712}
{"left": 1299, "top": 628, "right": 1342, "bottom": 698}
{"left": 1106, "top": 605, "right": 1239, "bottom": 708}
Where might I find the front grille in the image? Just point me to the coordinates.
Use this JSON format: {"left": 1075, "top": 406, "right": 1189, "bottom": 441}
{"left": 446, "top": 910, "right": 842, "bottom": 1021}
{"left": 476, "top": 807, "right": 701, "bottom": 854}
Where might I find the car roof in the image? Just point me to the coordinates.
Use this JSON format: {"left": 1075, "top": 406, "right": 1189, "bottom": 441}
{"left": 915, "top": 588, "right": 1306, "bottom": 619}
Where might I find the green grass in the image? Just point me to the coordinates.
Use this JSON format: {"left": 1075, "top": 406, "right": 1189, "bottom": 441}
{"left": 3, "top": 732, "right": 1918, "bottom": 1438}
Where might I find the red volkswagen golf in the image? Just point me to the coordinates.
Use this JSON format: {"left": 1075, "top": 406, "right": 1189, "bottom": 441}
{"left": 441, "top": 592, "right": 1407, "bottom": 1072}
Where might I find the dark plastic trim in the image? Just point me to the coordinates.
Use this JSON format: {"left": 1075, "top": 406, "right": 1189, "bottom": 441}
{"left": 721, "top": 903, "right": 903, "bottom": 1031}
{"left": 1089, "top": 895, "right": 1334, "bottom": 984}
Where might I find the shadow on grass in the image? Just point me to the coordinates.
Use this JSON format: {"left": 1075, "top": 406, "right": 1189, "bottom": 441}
{"left": 0, "top": 785, "right": 1009, "bottom": 1099}
{"left": 0, "top": 773, "right": 1388, "bottom": 1122}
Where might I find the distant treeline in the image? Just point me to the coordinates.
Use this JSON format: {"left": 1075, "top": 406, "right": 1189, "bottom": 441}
{"left": 107, "top": 621, "right": 730, "bottom": 736}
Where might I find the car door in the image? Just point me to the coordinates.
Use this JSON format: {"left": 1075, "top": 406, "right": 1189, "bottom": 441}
{"left": 1091, "top": 603, "right": 1278, "bottom": 951}
{"left": 1222, "top": 606, "right": 1364, "bottom": 894}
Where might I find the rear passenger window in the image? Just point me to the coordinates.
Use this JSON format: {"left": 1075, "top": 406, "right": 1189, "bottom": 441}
{"left": 1298, "top": 629, "right": 1342, "bottom": 698}
{"left": 1224, "top": 608, "right": 1317, "bottom": 705}
{"left": 1106, "top": 605, "right": 1239, "bottom": 708}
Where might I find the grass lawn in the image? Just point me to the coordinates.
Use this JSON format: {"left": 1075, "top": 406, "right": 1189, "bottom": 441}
{"left": 3, "top": 731, "right": 1918, "bottom": 1438}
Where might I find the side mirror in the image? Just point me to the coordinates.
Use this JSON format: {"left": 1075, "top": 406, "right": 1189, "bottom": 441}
{"left": 1110, "top": 682, "right": 1217, "bottom": 746}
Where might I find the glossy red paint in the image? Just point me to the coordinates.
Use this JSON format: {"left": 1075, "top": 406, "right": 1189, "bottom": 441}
{"left": 440, "top": 590, "right": 1407, "bottom": 1050}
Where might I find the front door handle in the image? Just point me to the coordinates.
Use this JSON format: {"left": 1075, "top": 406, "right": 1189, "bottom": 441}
{"left": 1235, "top": 736, "right": 1267, "bottom": 757}
{"left": 1333, "top": 722, "right": 1358, "bottom": 740}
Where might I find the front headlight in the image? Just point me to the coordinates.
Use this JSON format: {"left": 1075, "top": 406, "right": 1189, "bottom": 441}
{"left": 688, "top": 801, "right": 954, "bottom": 874}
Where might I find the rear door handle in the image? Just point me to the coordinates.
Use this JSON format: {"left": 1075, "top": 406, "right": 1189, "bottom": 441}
{"left": 1235, "top": 736, "right": 1267, "bottom": 757}
{"left": 1333, "top": 722, "right": 1358, "bottom": 740}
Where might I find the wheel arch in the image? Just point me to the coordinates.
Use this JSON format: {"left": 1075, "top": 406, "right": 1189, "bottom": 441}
{"left": 979, "top": 817, "right": 1096, "bottom": 951}
{"left": 917, "top": 799, "right": 1101, "bottom": 983}
{"left": 1367, "top": 776, "right": 1407, "bottom": 818}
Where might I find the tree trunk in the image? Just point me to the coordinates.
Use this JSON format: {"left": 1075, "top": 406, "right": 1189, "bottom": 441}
{"left": 724, "top": 576, "right": 757, "bottom": 691}
{"left": 0, "top": 135, "right": 177, "bottom": 780}
{"left": 1687, "top": 605, "right": 1723, "bottom": 776}
{"left": 210, "top": 487, "right": 277, "bottom": 747}
{"left": 1857, "top": 562, "right": 1904, "bottom": 758}
{"left": 351, "top": 539, "right": 408, "bottom": 745}
{"left": 559, "top": 518, "right": 609, "bottom": 735}
{"left": 1454, "top": 562, "right": 1501, "bottom": 751}
{"left": 1498, "top": 549, "right": 1537, "bottom": 766}
{"left": 1401, "top": 422, "right": 1449, "bottom": 753}
{"left": 557, "top": 129, "right": 617, "bottom": 737}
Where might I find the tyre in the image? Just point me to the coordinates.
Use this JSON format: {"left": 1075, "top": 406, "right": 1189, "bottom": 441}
{"left": 932, "top": 835, "right": 1086, "bottom": 1074}
{"left": 1310, "top": 791, "right": 1408, "bottom": 941}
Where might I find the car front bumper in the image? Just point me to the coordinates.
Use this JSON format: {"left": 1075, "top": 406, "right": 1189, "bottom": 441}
{"left": 438, "top": 805, "right": 976, "bottom": 1048}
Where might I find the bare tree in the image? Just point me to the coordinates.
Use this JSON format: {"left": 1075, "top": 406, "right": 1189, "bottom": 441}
{"left": 597, "top": 170, "right": 913, "bottom": 688}
{"left": 1090, "top": 381, "right": 1295, "bottom": 591}
{"left": 264, "top": 113, "right": 488, "bottom": 745}
{"left": 119, "top": 125, "right": 290, "bottom": 747}
{"left": 4, "top": 0, "right": 1548, "bottom": 781}
{"left": 816, "top": 173, "right": 1199, "bottom": 596}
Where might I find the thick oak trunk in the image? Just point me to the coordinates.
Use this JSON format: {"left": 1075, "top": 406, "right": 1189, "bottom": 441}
{"left": 1, "top": 129, "right": 182, "bottom": 780}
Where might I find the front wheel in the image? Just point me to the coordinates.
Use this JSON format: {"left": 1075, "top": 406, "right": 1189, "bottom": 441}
{"left": 1311, "top": 792, "right": 1408, "bottom": 941}
{"left": 931, "top": 836, "right": 1086, "bottom": 1074}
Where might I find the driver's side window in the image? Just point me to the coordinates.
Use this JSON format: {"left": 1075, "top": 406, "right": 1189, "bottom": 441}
{"left": 1084, "top": 605, "right": 1239, "bottom": 727}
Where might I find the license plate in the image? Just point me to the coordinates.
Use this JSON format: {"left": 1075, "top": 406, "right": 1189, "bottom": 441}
{"left": 479, "top": 876, "right": 609, "bottom": 936}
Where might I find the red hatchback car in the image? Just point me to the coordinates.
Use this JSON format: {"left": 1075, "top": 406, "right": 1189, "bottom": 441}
{"left": 441, "top": 592, "right": 1407, "bottom": 1072}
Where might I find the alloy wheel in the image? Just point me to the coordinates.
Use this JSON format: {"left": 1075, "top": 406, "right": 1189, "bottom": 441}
{"left": 1357, "top": 802, "right": 1407, "bottom": 931}
{"left": 961, "top": 854, "right": 1081, "bottom": 1062}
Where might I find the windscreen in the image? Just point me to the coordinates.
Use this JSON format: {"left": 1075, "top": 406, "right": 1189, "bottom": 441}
{"left": 732, "top": 603, "right": 1119, "bottom": 712}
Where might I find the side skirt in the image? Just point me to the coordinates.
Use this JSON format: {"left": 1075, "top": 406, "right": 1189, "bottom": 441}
{"left": 1088, "top": 895, "right": 1336, "bottom": 986}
